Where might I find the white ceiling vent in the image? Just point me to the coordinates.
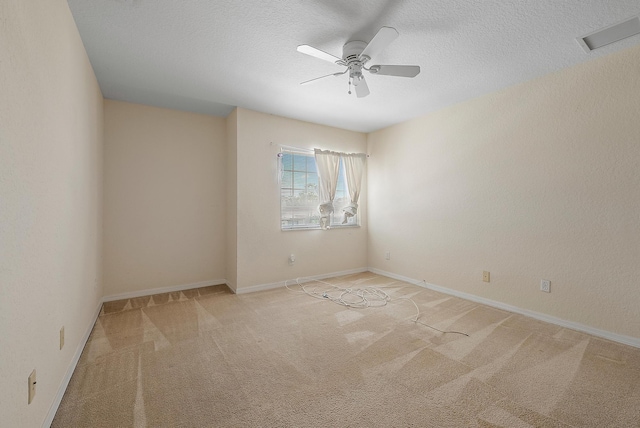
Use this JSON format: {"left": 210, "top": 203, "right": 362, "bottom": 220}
{"left": 578, "top": 17, "right": 640, "bottom": 52}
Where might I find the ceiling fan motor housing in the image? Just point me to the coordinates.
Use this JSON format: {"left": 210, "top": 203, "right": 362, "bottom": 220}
{"left": 342, "top": 41, "right": 368, "bottom": 83}
{"left": 342, "top": 40, "right": 369, "bottom": 63}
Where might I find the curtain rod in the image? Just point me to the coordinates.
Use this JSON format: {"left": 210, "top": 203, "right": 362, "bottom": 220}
{"left": 273, "top": 142, "right": 369, "bottom": 157}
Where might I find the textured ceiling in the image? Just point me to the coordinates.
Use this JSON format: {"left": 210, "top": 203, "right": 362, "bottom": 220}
{"left": 67, "top": 0, "right": 640, "bottom": 132}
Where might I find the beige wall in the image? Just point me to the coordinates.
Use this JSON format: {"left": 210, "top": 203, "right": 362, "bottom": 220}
{"left": 234, "top": 108, "right": 368, "bottom": 290}
{"left": 103, "top": 100, "right": 226, "bottom": 296}
{"left": 226, "top": 109, "right": 238, "bottom": 289}
{"left": 368, "top": 44, "right": 640, "bottom": 339}
{"left": 0, "top": 0, "right": 104, "bottom": 426}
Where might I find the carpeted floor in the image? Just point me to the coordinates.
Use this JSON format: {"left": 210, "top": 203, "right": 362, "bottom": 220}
{"left": 52, "top": 272, "right": 640, "bottom": 427}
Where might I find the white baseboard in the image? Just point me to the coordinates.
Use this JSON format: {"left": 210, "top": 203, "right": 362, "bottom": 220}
{"left": 368, "top": 267, "right": 640, "bottom": 349}
{"left": 226, "top": 279, "right": 237, "bottom": 293}
{"left": 103, "top": 279, "right": 227, "bottom": 302}
{"left": 42, "top": 299, "right": 103, "bottom": 428}
{"left": 43, "top": 278, "right": 227, "bottom": 426}
{"left": 233, "top": 267, "right": 368, "bottom": 295}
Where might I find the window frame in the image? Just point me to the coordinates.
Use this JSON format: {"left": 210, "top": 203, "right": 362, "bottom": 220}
{"left": 279, "top": 148, "right": 359, "bottom": 231}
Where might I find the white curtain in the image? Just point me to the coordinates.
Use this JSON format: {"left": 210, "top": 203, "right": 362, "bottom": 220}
{"left": 341, "top": 153, "right": 366, "bottom": 224}
{"left": 314, "top": 149, "right": 340, "bottom": 229}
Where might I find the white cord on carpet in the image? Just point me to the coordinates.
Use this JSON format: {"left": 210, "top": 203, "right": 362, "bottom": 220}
{"left": 285, "top": 277, "right": 469, "bottom": 336}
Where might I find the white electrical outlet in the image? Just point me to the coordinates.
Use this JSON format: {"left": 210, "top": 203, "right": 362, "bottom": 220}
{"left": 385, "top": 251, "right": 390, "bottom": 260}
{"left": 540, "top": 279, "right": 551, "bottom": 293}
{"left": 60, "top": 326, "right": 65, "bottom": 350}
{"left": 483, "top": 271, "right": 490, "bottom": 283}
{"left": 288, "top": 254, "right": 295, "bottom": 265}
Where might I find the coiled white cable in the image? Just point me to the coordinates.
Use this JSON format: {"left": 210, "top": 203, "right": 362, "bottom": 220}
{"left": 285, "top": 277, "right": 468, "bottom": 336}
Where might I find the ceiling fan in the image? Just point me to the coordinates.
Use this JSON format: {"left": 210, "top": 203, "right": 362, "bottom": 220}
{"left": 297, "top": 26, "right": 420, "bottom": 98}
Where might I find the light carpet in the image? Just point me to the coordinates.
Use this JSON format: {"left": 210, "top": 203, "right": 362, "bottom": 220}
{"left": 52, "top": 272, "right": 640, "bottom": 427}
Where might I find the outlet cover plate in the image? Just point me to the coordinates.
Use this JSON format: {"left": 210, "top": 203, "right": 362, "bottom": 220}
{"left": 540, "top": 279, "right": 551, "bottom": 293}
{"left": 483, "top": 271, "right": 490, "bottom": 282}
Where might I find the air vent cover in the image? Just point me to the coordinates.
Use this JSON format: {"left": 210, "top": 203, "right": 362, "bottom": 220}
{"left": 578, "top": 17, "right": 640, "bottom": 52}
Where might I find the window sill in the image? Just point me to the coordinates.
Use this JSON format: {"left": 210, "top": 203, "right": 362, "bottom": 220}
{"left": 281, "top": 224, "right": 360, "bottom": 231}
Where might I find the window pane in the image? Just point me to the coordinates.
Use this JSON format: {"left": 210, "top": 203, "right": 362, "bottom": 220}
{"left": 281, "top": 153, "right": 292, "bottom": 170}
{"left": 306, "top": 173, "right": 319, "bottom": 201}
{"left": 281, "top": 171, "right": 292, "bottom": 187}
{"left": 307, "top": 172, "right": 318, "bottom": 186}
{"left": 291, "top": 190, "right": 302, "bottom": 205}
{"left": 295, "top": 189, "right": 317, "bottom": 206}
{"left": 281, "top": 188, "right": 293, "bottom": 198}
{"left": 306, "top": 155, "right": 316, "bottom": 171}
{"left": 293, "top": 171, "right": 307, "bottom": 188}
{"left": 336, "top": 159, "right": 346, "bottom": 192}
{"left": 293, "top": 154, "right": 307, "bottom": 171}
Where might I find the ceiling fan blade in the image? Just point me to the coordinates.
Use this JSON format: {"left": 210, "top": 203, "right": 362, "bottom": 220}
{"left": 354, "top": 76, "right": 370, "bottom": 98}
{"left": 360, "top": 26, "right": 399, "bottom": 60}
{"left": 300, "top": 71, "right": 346, "bottom": 85}
{"left": 369, "top": 65, "right": 420, "bottom": 78}
{"left": 297, "top": 44, "right": 343, "bottom": 64}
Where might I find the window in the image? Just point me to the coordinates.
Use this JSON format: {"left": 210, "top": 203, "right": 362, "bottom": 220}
{"left": 280, "top": 150, "right": 357, "bottom": 230}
